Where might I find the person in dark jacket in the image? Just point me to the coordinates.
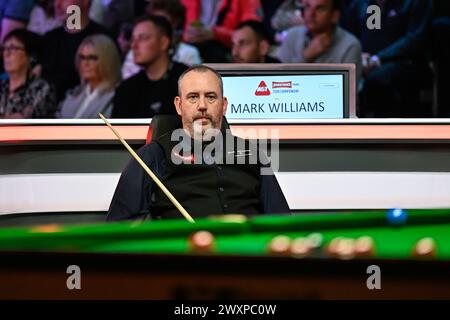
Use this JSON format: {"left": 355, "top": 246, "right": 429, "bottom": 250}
{"left": 111, "top": 14, "right": 188, "bottom": 118}
{"left": 107, "top": 65, "right": 289, "bottom": 221}
{"left": 342, "top": 0, "right": 434, "bottom": 117}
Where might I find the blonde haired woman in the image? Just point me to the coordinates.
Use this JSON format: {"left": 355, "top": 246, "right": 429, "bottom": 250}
{"left": 58, "top": 34, "right": 121, "bottom": 118}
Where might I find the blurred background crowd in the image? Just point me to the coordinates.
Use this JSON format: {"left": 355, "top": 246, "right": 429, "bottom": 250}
{"left": 0, "top": 0, "right": 448, "bottom": 119}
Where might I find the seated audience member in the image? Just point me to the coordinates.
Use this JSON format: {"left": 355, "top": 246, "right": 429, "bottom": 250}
{"left": 342, "top": 0, "right": 433, "bottom": 117}
{"left": 27, "top": 0, "right": 62, "bottom": 35}
{"left": 107, "top": 65, "right": 289, "bottom": 221}
{"left": 260, "top": 0, "right": 285, "bottom": 43}
{"left": 271, "top": 0, "right": 304, "bottom": 42}
{"left": 117, "top": 22, "right": 132, "bottom": 58}
{"left": 0, "top": 0, "right": 34, "bottom": 75}
{"left": 278, "top": 0, "right": 361, "bottom": 81}
{"left": 111, "top": 15, "right": 189, "bottom": 118}
{"left": 147, "top": 0, "right": 202, "bottom": 67}
{"left": 57, "top": 34, "right": 121, "bottom": 118}
{"left": 41, "top": 0, "right": 115, "bottom": 102}
{"left": 0, "top": 29, "right": 56, "bottom": 118}
{"left": 121, "top": 0, "right": 201, "bottom": 80}
{"left": 0, "top": 0, "right": 35, "bottom": 42}
{"left": 89, "top": 0, "right": 134, "bottom": 37}
{"left": 182, "top": 0, "right": 264, "bottom": 62}
{"left": 232, "top": 20, "right": 280, "bottom": 63}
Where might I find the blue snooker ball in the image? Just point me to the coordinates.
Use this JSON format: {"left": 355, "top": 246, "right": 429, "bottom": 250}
{"left": 386, "top": 208, "right": 408, "bottom": 226}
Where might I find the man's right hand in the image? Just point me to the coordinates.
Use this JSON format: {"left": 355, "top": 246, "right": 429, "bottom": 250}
{"left": 303, "top": 33, "right": 332, "bottom": 62}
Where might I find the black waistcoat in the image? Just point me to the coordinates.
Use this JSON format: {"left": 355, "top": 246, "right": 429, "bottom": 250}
{"left": 151, "top": 130, "right": 261, "bottom": 219}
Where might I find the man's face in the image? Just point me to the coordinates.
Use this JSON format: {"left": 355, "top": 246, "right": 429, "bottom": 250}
{"left": 131, "top": 21, "right": 169, "bottom": 67}
{"left": 231, "top": 26, "right": 267, "bottom": 63}
{"left": 303, "top": 0, "right": 340, "bottom": 34}
{"left": 174, "top": 70, "right": 228, "bottom": 139}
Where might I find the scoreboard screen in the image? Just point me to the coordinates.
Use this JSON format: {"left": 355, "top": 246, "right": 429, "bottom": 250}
{"left": 209, "top": 63, "right": 356, "bottom": 120}
{"left": 223, "top": 74, "right": 344, "bottom": 119}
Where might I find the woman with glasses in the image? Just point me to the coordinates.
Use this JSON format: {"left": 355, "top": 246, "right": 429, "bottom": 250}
{"left": 57, "top": 34, "right": 121, "bottom": 118}
{"left": 0, "top": 29, "right": 56, "bottom": 118}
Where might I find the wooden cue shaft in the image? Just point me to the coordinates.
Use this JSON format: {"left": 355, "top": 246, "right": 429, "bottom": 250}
{"left": 99, "top": 113, "right": 195, "bottom": 223}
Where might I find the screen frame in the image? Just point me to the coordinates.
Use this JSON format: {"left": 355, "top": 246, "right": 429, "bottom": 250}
{"left": 206, "top": 63, "right": 356, "bottom": 119}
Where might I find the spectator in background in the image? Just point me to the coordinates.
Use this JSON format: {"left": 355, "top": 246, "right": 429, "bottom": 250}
{"left": 147, "top": 0, "right": 202, "bottom": 66}
{"left": 182, "top": 0, "right": 264, "bottom": 62}
{"left": 111, "top": 15, "right": 188, "bottom": 118}
{"left": 342, "top": 0, "right": 433, "bottom": 117}
{"left": 89, "top": 0, "right": 134, "bottom": 37}
{"left": 0, "top": 29, "right": 56, "bottom": 118}
{"left": 87, "top": 0, "right": 103, "bottom": 24}
{"left": 260, "top": 0, "right": 285, "bottom": 44}
{"left": 232, "top": 20, "right": 280, "bottom": 63}
{"left": 57, "top": 34, "right": 120, "bottom": 118}
{"left": 278, "top": 0, "right": 361, "bottom": 81}
{"left": 40, "top": 0, "right": 114, "bottom": 102}
{"left": 117, "top": 22, "right": 132, "bottom": 58}
{"left": 0, "top": 0, "right": 35, "bottom": 42}
{"left": 27, "top": 0, "right": 61, "bottom": 35}
{"left": 271, "top": 0, "right": 304, "bottom": 42}
{"left": 121, "top": 0, "right": 201, "bottom": 80}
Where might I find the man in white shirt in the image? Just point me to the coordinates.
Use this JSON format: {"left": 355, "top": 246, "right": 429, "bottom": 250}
{"left": 278, "top": 0, "right": 362, "bottom": 82}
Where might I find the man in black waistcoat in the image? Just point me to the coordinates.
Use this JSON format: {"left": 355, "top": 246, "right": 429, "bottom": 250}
{"left": 107, "top": 65, "right": 289, "bottom": 221}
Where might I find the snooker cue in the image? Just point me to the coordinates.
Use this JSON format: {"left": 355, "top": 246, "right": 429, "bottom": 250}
{"left": 99, "top": 113, "right": 195, "bottom": 223}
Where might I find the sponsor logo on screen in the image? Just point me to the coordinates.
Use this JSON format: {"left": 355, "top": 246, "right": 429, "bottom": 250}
{"left": 272, "top": 81, "right": 292, "bottom": 89}
{"left": 255, "top": 81, "right": 271, "bottom": 96}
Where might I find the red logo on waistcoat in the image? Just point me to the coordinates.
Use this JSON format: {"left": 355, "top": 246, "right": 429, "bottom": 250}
{"left": 172, "top": 150, "right": 195, "bottom": 164}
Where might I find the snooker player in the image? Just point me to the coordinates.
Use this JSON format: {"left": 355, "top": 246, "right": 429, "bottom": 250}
{"left": 107, "top": 65, "right": 289, "bottom": 221}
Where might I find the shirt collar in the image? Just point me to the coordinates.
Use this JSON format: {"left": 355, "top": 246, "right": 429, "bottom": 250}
{"left": 85, "top": 84, "right": 100, "bottom": 96}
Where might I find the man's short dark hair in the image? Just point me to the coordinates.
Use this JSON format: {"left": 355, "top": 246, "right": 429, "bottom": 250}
{"left": 134, "top": 14, "right": 173, "bottom": 42}
{"left": 178, "top": 65, "right": 224, "bottom": 97}
{"left": 2, "top": 29, "right": 41, "bottom": 61}
{"left": 235, "top": 20, "right": 274, "bottom": 45}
